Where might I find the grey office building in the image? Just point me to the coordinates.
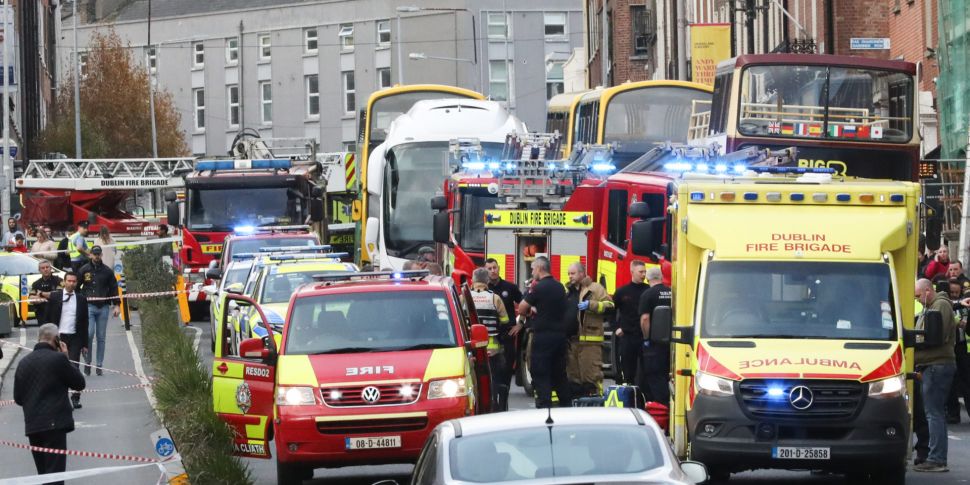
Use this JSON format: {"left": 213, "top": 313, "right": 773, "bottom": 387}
{"left": 61, "top": 0, "right": 584, "bottom": 156}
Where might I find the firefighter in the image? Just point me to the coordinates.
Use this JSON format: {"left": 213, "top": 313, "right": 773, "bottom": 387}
{"left": 469, "top": 267, "right": 512, "bottom": 411}
{"left": 67, "top": 221, "right": 92, "bottom": 274}
{"left": 565, "top": 262, "right": 614, "bottom": 397}
{"left": 518, "top": 256, "right": 570, "bottom": 408}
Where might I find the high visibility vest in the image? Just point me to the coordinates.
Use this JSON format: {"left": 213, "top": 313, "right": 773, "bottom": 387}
{"left": 67, "top": 232, "right": 84, "bottom": 261}
{"left": 471, "top": 288, "right": 501, "bottom": 351}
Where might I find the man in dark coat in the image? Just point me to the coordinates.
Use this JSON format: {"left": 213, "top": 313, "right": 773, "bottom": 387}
{"left": 44, "top": 272, "right": 89, "bottom": 408}
{"left": 13, "top": 323, "right": 86, "bottom": 483}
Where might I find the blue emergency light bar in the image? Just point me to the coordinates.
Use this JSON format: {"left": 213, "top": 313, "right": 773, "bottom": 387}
{"left": 312, "top": 269, "right": 430, "bottom": 282}
{"left": 196, "top": 159, "right": 292, "bottom": 171}
{"left": 258, "top": 245, "right": 332, "bottom": 253}
{"left": 264, "top": 252, "right": 349, "bottom": 262}
{"left": 664, "top": 161, "right": 835, "bottom": 176}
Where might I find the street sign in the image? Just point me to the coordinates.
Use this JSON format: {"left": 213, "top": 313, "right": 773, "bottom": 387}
{"left": 850, "top": 38, "right": 891, "bottom": 50}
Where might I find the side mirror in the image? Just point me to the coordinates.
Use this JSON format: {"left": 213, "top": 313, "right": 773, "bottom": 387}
{"left": 433, "top": 211, "right": 450, "bottom": 244}
{"left": 631, "top": 218, "right": 664, "bottom": 258}
{"left": 629, "top": 201, "right": 651, "bottom": 219}
{"left": 470, "top": 323, "right": 489, "bottom": 349}
{"left": 166, "top": 201, "right": 180, "bottom": 227}
{"left": 365, "top": 217, "right": 380, "bottom": 262}
{"left": 430, "top": 195, "right": 447, "bottom": 211}
{"left": 226, "top": 283, "right": 244, "bottom": 294}
{"left": 310, "top": 197, "right": 324, "bottom": 222}
{"left": 905, "top": 309, "right": 945, "bottom": 348}
{"left": 164, "top": 191, "right": 177, "bottom": 202}
{"left": 650, "top": 306, "right": 673, "bottom": 344}
{"left": 239, "top": 337, "right": 271, "bottom": 361}
{"left": 201, "top": 284, "right": 217, "bottom": 296}
{"left": 205, "top": 268, "right": 223, "bottom": 280}
{"left": 680, "top": 461, "right": 709, "bottom": 484}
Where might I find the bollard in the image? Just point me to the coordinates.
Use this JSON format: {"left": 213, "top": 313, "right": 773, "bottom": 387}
{"left": 19, "top": 275, "right": 28, "bottom": 326}
{"left": 176, "top": 274, "right": 191, "bottom": 325}
{"left": 116, "top": 274, "right": 130, "bottom": 330}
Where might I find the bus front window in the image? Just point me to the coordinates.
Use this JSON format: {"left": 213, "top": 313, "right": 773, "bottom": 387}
{"left": 367, "top": 91, "right": 480, "bottom": 155}
{"left": 738, "top": 65, "right": 913, "bottom": 143}
{"left": 603, "top": 87, "right": 712, "bottom": 166}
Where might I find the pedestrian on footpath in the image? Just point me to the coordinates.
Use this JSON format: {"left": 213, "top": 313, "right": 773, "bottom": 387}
{"left": 67, "top": 221, "right": 91, "bottom": 273}
{"left": 913, "top": 278, "right": 957, "bottom": 472}
{"left": 613, "top": 260, "right": 650, "bottom": 386}
{"left": 78, "top": 246, "right": 119, "bottom": 376}
{"left": 469, "top": 268, "right": 512, "bottom": 410}
{"left": 44, "top": 273, "right": 89, "bottom": 409}
{"left": 925, "top": 246, "right": 951, "bottom": 281}
{"left": 13, "top": 323, "right": 86, "bottom": 483}
{"left": 518, "top": 256, "right": 571, "bottom": 408}
{"left": 30, "top": 227, "right": 57, "bottom": 264}
{"left": 3, "top": 216, "right": 23, "bottom": 246}
{"left": 30, "top": 260, "right": 63, "bottom": 325}
{"left": 95, "top": 226, "right": 117, "bottom": 271}
{"left": 638, "top": 267, "right": 672, "bottom": 404}
{"left": 565, "top": 262, "right": 614, "bottom": 397}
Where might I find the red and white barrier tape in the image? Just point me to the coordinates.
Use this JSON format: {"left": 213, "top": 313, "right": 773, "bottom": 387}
{"left": 0, "top": 383, "right": 153, "bottom": 409}
{"left": 0, "top": 340, "right": 155, "bottom": 381}
{"left": 0, "top": 289, "right": 188, "bottom": 307}
{"left": 0, "top": 438, "right": 162, "bottom": 463}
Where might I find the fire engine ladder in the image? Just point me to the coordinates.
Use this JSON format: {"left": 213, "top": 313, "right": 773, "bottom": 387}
{"left": 496, "top": 132, "right": 604, "bottom": 209}
{"left": 16, "top": 158, "right": 195, "bottom": 191}
{"left": 636, "top": 143, "right": 799, "bottom": 173}
{"left": 230, "top": 133, "right": 318, "bottom": 162}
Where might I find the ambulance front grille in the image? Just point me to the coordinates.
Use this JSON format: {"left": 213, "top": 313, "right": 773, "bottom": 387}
{"left": 321, "top": 383, "right": 422, "bottom": 407}
{"left": 738, "top": 380, "right": 864, "bottom": 419}
{"left": 316, "top": 417, "right": 429, "bottom": 435}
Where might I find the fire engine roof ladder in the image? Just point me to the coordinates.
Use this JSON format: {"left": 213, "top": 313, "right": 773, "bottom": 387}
{"left": 16, "top": 158, "right": 196, "bottom": 191}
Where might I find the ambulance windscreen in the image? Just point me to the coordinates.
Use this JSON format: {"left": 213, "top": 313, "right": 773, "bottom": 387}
{"left": 285, "top": 291, "right": 457, "bottom": 354}
{"left": 700, "top": 261, "right": 896, "bottom": 341}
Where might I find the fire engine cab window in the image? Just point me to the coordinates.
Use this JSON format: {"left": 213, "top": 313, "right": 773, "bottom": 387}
{"left": 285, "top": 291, "right": 457, "bottom": 354}
{"left": 458, "top": 190, "right": 499, "bottom": 253}
{"left": 187, "top": 187, "right": 301, "bottom": 231}
{"left": 605, "top": 189, "right": 628, "bottom": 249}
{"left": 384, "top": 142, "right": 504, "bottom": 258}
{"left": 737, "top": 65, "right": 912, "bottom": 143}
{"left": 701, "top": 261, "right": 896, "bottom": 340}
{"left": 449, "top": 425, "right": 663, "bottom": 482}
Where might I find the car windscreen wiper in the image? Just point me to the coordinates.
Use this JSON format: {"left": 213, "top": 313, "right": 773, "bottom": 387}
{"left": 310, "top": 347, "right": 379, "bottom": 355}
{"left": 394, "top": 343, "right": 454, "bottom": 351}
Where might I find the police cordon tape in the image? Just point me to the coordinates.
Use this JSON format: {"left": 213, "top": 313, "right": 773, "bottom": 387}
{"left": 0, "top": 339, "right": 157, "bottom": 381}
{"left": 0, "top": 438, "right": 173, "bottom": 463}
{"left": 0, "top": 383, "right": 153, "bottom": 409}
{"left": 0, "top": 462, "right": 169, "bottom": 485}
{"left": 0, "top": 289, "right": 188, "bottom": 307}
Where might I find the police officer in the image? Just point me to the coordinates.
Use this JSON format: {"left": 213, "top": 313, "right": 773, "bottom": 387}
{"left": 469, "top": 268, "right": 512, "bottom": 411}
{"left": 639, "top": 267, "right": 672, "bottom": 404}
{"left": 565, "top": 262, "right": 614, "bottom": 397}
{"left": 67, "top": 221, "right": 92, "bottom": 274}
{"left": 518, "top": 256, "right": 570, "bottom": 408}
{"left": 30, "top": 260, "right": 63, "bottom": 325}
{"left": 77, "top": 246, "right": 120, "bottom": 376}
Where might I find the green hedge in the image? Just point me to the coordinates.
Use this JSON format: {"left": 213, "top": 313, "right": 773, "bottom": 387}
{"left": 123, "top": 247, "right": 252, "bottom": 485}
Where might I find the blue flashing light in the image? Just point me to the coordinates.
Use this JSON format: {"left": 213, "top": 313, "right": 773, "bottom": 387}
{"left": 836, "top": 193, "right": 851, "bottom": 202}
{"left": 251, "top": 159, "right": 291, "bottom": 169}
{"left": 695, "top": 163, "right": 709, "bottom": 173}
{"left": 664, "top": 162, "right": 693, "bottom": 172}
{"left": 232, "top": 253, "right": 259, "bottom": 260}
{"left": 790, "top": 193, "right": 805, "bottom": 202}
{"left": 392, "top": 272, "right": 403, "bottom": 279}
{"left": 546, "top": 162, "right": 558, "bottom": 171}
{"left": 196, "top": 159, "right": 291, "bottom": 171}
{"left": 591, "top": 162, "right": 617, "bottom": 174}
{"left": 890, "top": 194, "right": 904, "bottom": 203}
{"left": 234, "top": 225, "right": 256, "bottom": 235}
{"left": 743, "top": 192, "right": 758, "bottom": 201}
{"left": 767, "top": 387, "right": 785, "bottom": 399}
{"left": 463, "top": 161, "right": 486, "bottom": 171}
{"left": 487, "top": 162, "right": 501, "bottom": 171}
{"left": 733, "top": 163, "right": 747, "bottom": 174}
{"left": 689, "top": 192, "right": 705, "bottom": 201}
{"left": 714, "top": 163, "right": 728, "bottom": 173}
{"left": 748, "top": 166, "right": 837, "bottom": 175}
{"left": 503, "top": 162, "right": 517, "bottom": 171}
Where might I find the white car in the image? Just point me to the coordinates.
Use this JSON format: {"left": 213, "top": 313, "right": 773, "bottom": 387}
{"left": 403, "top": 407, "right": 708, "bottom": 484}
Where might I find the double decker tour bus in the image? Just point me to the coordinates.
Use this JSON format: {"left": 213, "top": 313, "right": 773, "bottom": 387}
{"left": 688, "top": 54, "right": 919, "bottom": 181}
{"left": 545, "top": 88, "right": 596, "bottom": 158}
{"left": 355, "top": 85, "right": 485, "bottom": 263}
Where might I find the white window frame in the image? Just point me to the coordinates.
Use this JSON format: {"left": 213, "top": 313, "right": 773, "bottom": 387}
{"left": 377, "top": 20, "right": 391, "bottom": 47}
{"left": 225, "top": 37, "right": 239, "bottom": 65}
{"left": 544, "top": 12, "right": 567, "bottom": 40}
{"left": 260, "top": 81, "right": 273, "bottom": 125}
{"left": 487, "top": 12, "right": 510, "bottom": 39}
{"left": 227, "top": 84, "right": 240, "bottom": 128}
{"left": 258, "top": 34, "right": 272, "bottom": 61}
{"left": 342, "top": 71, "right": 356, "bottom": 115}
{"left": 192, "top": 42, "right": 204, "bottom": 69}
{"left": 377, "top": 67, "right": 392, "bottom": 89}
{"left": 489, "top": 60, "right": 509, "bottom": 101}
{"left": 305, "top": 75, "right": 320, "bottom": 119}
{"left": 339, "top": 24, "right": 354, "bottom": 50}
{"left": 193, "top": 88, "right": 205, "bottom": 132}
{"left": 304, "top": 28, "right": 318, "bottom": 55}
{"left": 545, "top": 60, "right": 565, "bottom": 100}
{"left": 146, "top": 45, "right": 157, "bottom": 74}
{"left": 77, "top": 52, "right": 88, "bottom": 78}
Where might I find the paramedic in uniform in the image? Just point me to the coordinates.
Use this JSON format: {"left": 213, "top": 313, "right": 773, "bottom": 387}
{"left": 469, "top": 268, "right": 512, "bottom": 411}
{"left": 565, "top": 262, "right": 614, "bottom": 397}
{"left": 518, "top": 256, "right": 570, "bottom": 408}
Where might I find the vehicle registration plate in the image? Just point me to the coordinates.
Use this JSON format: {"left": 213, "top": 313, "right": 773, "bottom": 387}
{"left": 345, "top": 436, "right": 401, "bottom": 450}
{"left": 772, "top": 447, "right": 830, "bottom": 460}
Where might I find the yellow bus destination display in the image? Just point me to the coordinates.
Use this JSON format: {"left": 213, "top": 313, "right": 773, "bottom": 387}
{"left": 484, "top": 210, "right": 593, "bottom": 229}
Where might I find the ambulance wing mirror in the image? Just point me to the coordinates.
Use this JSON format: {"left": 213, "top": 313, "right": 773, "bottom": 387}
{"left": 430, "top": 195, "right": 447, "bottom": 211}
{"left": 205, "top": 267, "right": 223, "bottom": 280}
{"left": 309, "top": 197, "right": 324, "bottom": 223}
{"left": 433, "top": 211, "right": 451, "bottom": 245}
{"left": 905, "top": 310, "right": 944, "bottom": 348}
{"left": 164, "top": 191, "right": 177, "bottom": 202}
{"left": 650, "top": 306, "right": 673, "bottom": 344}
{"left": 631, "top": 218, "right": 664, "bottom": 260}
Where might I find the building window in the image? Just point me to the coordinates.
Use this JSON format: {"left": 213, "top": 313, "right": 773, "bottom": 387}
{"left": 193, "top": 88, "right": 205, "bottom": 131}
{"left": 77, "top": 52, "right": 89, "bottom": 78}
{"left": 226, "top": 38, "right": 239, "bottom": 65}
{"left": 227, "top": 85, "right": 240, "bottom": 128}
{"left": 546, "top": 61, "right": 564, "bottom": 100}
{"left": 343, "top": 71, "right": 356, "bottom": 115}
{"left": 378, "top": 67, "right": 392, "bottom": 89}
{"left": 377, "top": 20, "right": 391, "bottom": 47}
{"left": 306, "top": 75, "right": 319, "bottom": 118}
{"left": 260, "top": 81, "right": 272, "bottom": 124}
{"left": 258, "top": 34, "right": 272, "bottom": 61}
{"left": 487, "top": 13, "right": 509, "bottom": 39}
{"left": 304, "top": 28, "right": 318, "bottom": 54}
{"left": 544, "top": 12, "right": 566, "bottom": 39}
{"left": 146, "top": 46, "right": 157, "bottom": 74}
{"left": 588, "top": 0, "right": 600, "bottom": 58}
{"left": 489, "top": 60, "right": 508, "bottom": 101}
{"left": 631, "top": 5, "right": 655, "bottom": 56}
{"left": 344, "top": 142, "right": 357, "bottom": 152}
{"left": 193, "top": 42, "right": 204, "bottom": 68}
{"left": 339, "top": 24, "right": 354, "bottom": 49}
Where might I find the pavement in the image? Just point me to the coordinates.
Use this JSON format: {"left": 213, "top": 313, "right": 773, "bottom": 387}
{"left": 4, "top": 312, "right": 970, "bottom": 484}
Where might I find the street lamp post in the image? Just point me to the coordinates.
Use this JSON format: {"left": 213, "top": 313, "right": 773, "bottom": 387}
{"left": 395, "top": 6, "right": 419, "bottom": 85}
{"left": 409, "top": 52, "right": 473, "bottom": 63}
{"left": 72, "top": 0, "right": 82, "bottom": 158}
